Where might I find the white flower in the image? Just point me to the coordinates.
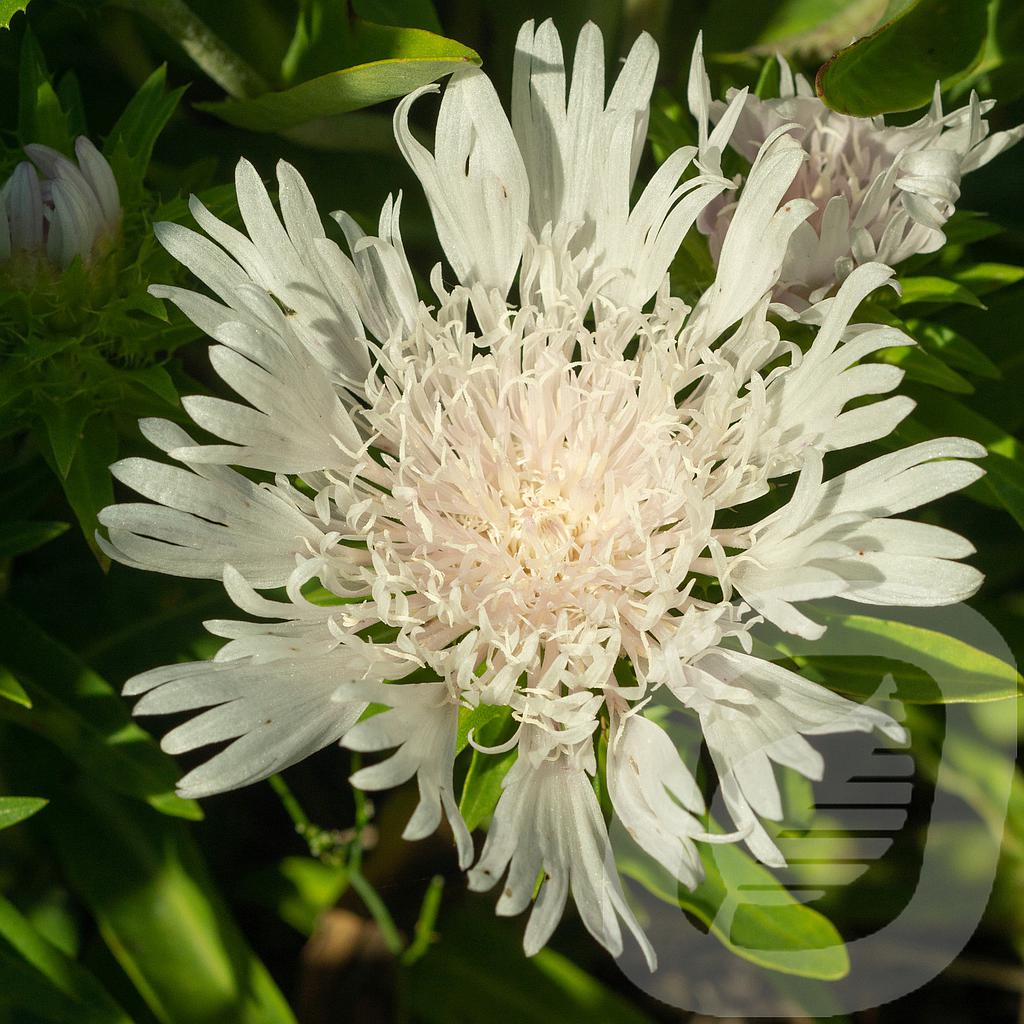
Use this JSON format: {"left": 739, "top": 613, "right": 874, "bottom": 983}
{"left": 102, "top": 20, "right": 985, "bottom": 968}
{"left": 0, "top": 136, "right": 121, "bottom": 273}
{"left": 689, "top": 36, "right": 1024, "bottom": 307}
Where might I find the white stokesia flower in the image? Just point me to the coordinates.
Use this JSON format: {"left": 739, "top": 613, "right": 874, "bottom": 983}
{"left": 689, "top": 36, "right": 1024, "bottom": 308}
{"left": 1, "top": 136, "right": 121, "bottom": 274}
{"left": 102, "top": 20, "right": 985, "bottom": 969}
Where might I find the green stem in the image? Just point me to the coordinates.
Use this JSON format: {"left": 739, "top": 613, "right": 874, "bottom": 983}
{"left": 111, "top": 0, "right": 270, "bottom": 98}
{"left": 401, "top": 876, "right": 444, "bottom": 966}
{"left": 268, "top": 767, "right": 405, "bottom": 956}
{"left": 268, "top": 774, "right": 311, "bottom": 831}
{"left": 349, "top": 869, "right": 404, "bottom": 957}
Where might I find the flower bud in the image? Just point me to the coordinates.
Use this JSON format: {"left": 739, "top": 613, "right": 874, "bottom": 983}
{"left": 1, "top": 136, "right": 121, "bottom": 282}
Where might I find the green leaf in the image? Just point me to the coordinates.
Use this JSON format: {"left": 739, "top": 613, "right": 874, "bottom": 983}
{"left": 122, "top": 364, "right": 180, "bottom": 407}
{"left": 39, "top": 412, "right": 117, "bottom": 559}
{"left": 455, "top": 702, "right": 511, "bottom": 756}
{"left": 0, "top": 601, "right": 202, "bottom": 820}
{"left": 700, "top": 0, "right": 885, "bottom": 56}
{"left": 784, "top": 611, "right": 1022, "bottom": 703}
{"left": 876, "top": 345, "right": 973, "bottom": 393}
{"left": 0, "top": 796, "right": 48, "bottom": 831}
{"left": 57, "top": 70, "right": 88, "bottom": 137}
{"left": 282, "top": 0, "right": 355, "bottom": 83}
{"left": 407, "top": 902, "right": 657, "bottom": 1024}
{"left": 0, "top": 519, "right": 69, "bottom": 559}
{"left": 754, "top": 54, "right": 781, "bottom": 97}
{"left": 0, "top": 895, "right": 133, "bottom": 1024}
{"left": 953, "top": 262, "right": 1024, "bottom": 297}
{"left": 648, "top": 88, "right": 696, "bottom": 166}
{"left": 0, "top": 0, "right": 30, "bottom": 29}
{"left": 903, "top": 389, "right": 1024, "bottom": 526}
{"left": 103, "top": 64, "right": 185, "bottom": 196}
{"left": 40, "top": 395, "right": 93, "bottom": 479}
{"left": 0, "top": 666, "right": 32, "bottom": 708}
{"left": 984, "top": 450, "right": 1024, "bottom": 530}
{"left": 905, "top": 319, "right": 1001, "bottom": 379}
{"left": 235, "top": 856, "right": 349, "bottom": 935}
{"left": 17, "top": 27, "right": 73, "bottom": 152}
{"left": 940, "top": 210, "right": 1004, "bottom": 247}
{"left": 198, "top": 21, "right": 480, "bottom": 133}
{"left": 458, "top": 706, "right": 516, "bottom": 831}
{"left": 43, "top": 779, "right": 298, "bottom": 1024}
{"left": 816, "top": 0, "right": 989, "bottom": 115}
{"left": 354, "top": 0, "right": 441, "bottom": 33}
{"left": 898, "top": 275, "right": 985, "bottom": 309}
{"left": 620, "top": 839, "right": 850, "bottom": 980}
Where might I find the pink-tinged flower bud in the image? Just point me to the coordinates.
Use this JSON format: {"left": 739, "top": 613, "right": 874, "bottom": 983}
{"left": 1, "top": 135, "right": 121, "bottom": 276}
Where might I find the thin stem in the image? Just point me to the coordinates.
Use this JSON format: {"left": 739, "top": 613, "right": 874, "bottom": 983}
{"left": 268, "top": 765, "right": 404, "bottom": 956}
{"left": 268, "top": 774, "right": 311, "bottom": 831}
{"left": 349, "top": 870, "right": 404, "bottom": 957}
{"left": 113, "top": 0, "right": 270, "bottom": 98}
{"left": 401, "top": 876, "right": 444, "bottom": 966}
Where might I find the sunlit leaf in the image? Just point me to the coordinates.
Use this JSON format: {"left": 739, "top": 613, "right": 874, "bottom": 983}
{"left": 44, "top": 779, "right": 298, "bottom": 1024}
{"left": 816, "top": 0, "right": 989, "bottom": 115}
{"left": 898, "top": 276, "right": 985, "bottom": 309}
{"left": 458, "top": 707, "right": 516, "bottom": 831}
{"left": 235, "top": 856, "right": 349, "bottom": 935}
{"left": 876, "top": 345, "right": 973, "bottom": 393}
{"left": 198, "top": 22, "right": 480, "bottom": 133}
{"left": 0, "top": 602, "right": 202, "bottom": 820}
{"left": 0, "top": 895, "right": 133, "bottom": 1024}
{"left": 407, "top": 901, "right": 656, "bottom": 1023}
{"left": 783, "top": 611, "right": 1022, "bottom": 703}
{"left": 0, "top": 796, "right": 48, "bottom": 831}
{"left": 0, "top": 666, "right": 32, "bottom": 708}
{"left": 953, "top": 262, "right": 1024, "bottom": 297}
{"left": 0, "top": 0, "right": 31, "bottom": 29}
{"left": 905, "top": 319, "right": 1001, "bottom": 379}
{"left": 17, "top": 27, "right": 73, "bottom": 152}
{"left": 620, "top": 839, "right": 850, "bottom": 980}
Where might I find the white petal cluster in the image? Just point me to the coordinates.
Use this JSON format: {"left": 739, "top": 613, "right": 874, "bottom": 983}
{"left": 102, "top": 21, "right": 989, "bottom": 968}
{"left": 1, "top": 136, "right": 121, "bottom": 272}
{"left": 689, "top": 37, "right": 1023, "bottom": 308}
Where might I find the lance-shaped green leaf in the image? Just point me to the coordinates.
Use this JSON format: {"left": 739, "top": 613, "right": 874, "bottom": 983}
{"left": 407, "top": 900, "right": 657, "bottom": 1024}
{"left": 37, "top": 412, "right": 116, "bottom": 561}
{"left": 619, "top": 838, "right": 850, "bottom": 980}
{"left": 775, "top": 611, "right": 1022, "bottom": 704}
{"left": 905, "top": 320, "right": 1001, "bottom": 380}
{"left": 816, "top": 0, "right": 989, "bottom": 116}
{"left": 458, "top": 706, "right": 517, "bottom": 831}
{"left": 898, "top": 276, "right": 985, "bottom": 310}
{"left": 0, "top": 796, "right": 48, "bottom": 831}
{"left": 0, "top": 601, "right": 201, "bottom": 821}
{"left": 0, "top": 666, "right": 32, "bottom": 708}
{"left": 198, "top": 21, "right": 480, "bottom": 133}
{"left": 876, "top": 345, "right": 973, "bottom": 393}
{"left": 44, "top": 779, "right": 298, "bottom": 1024}
{"left": 17, "top": 27, "right": 73, "bottom": 152}
{"left": 904, "top": 388, "right": 1024, "bottom": 529}
{"left": 0, "top": 520, "right": 69, "bottom": 559}
{"left": 1, "top": 0, "right": 30, "bottom": 29}
{"left": 103, "top": 64, "right": 185, "bottom": 198}
{"left": 0, "top": 895, "right": 133, "bottom": 1024}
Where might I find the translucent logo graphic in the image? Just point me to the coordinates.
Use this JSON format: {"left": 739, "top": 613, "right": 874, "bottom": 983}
{"left": 610, "top": 600, "right": 1018, "bottom": 1016}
